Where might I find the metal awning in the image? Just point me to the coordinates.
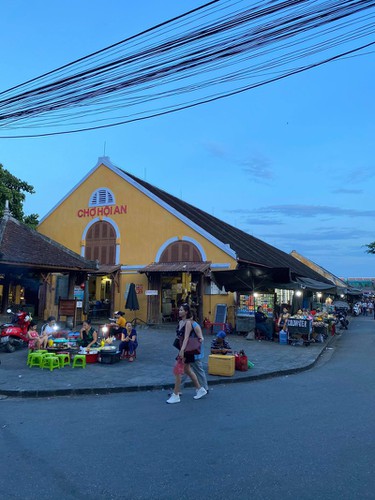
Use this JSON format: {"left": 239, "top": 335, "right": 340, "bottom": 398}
{"left": 139, "top": 261, "right": 211, "bottom": 274}
{"left": 211, "top": 266, "right": 291, "bottom": 292}
{"left": 90, "top": 264, "right": 121, "bottom": 276}
{"left": 294, "top": 276, "right": 336, "bottom": 291}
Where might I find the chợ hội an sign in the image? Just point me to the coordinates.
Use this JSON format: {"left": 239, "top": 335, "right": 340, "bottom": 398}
{"left": 77, "top": 205, "right": 127, "bottom": 218}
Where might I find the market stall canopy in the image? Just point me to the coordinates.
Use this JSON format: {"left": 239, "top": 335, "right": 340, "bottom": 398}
{"left": 140, "top": 261, "right": 211, "bottom": 274}
{"left": 211, "top": 266, "right": 292, "bottom": 292}
{"left": 294, "top": 277, "right": 337, "bottom": 292}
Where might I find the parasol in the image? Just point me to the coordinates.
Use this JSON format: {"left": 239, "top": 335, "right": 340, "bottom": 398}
{"left": 125, "top": 283, "right": 140, "bottom": 323}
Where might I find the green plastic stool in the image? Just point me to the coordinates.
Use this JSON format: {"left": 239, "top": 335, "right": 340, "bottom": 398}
{"left": 72, "top": 354, "right": 86, "bottom": 369}
{"left": 41, "top": 355, "right": 60, "bottom": 371}
{"left": 28, "top": 352, "right": 44, "bottom": 368}
{"left": 56, "top": 353, "right": 71, "bottom": 368}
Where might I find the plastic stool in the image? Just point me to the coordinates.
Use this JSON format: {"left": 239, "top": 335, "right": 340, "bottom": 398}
{"left": 27, "top": 349, "right": 48, "bottom": 366}
{"left": 56, "top": 353, "right": 70, "bottom": 368}
{"left": 72, "top": 355, "right": 86, "bottom": 369}
{"left": 28, "top": 352, "right": 44, "bottom": 368}
{"left": 41, "top": 355, "right": 60, "bottom": 371}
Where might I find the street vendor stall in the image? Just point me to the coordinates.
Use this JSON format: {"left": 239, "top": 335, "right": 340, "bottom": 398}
{"left": 287, "top": 317, "right": 313, "bottom": 346}
{"left": 236, "top": 292, "right": 274, "bottom": 333}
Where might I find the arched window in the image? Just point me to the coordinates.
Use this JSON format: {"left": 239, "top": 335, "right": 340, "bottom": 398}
{"left": 85, "top": 221, "right": 116, "bottom": 265}
{"left": 89, "top": 188, "right": 115, "bottom": 207}
{"left": 160, "top": 241, "right": 202, "bottom": 262}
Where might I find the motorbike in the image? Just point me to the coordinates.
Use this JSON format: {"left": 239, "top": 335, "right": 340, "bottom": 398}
{"left": 352, "top": 304, "right": 361, "bottom": 316}
{"left": 0, "top": 308, "right": 32, "bottom": 352}
{"left": 335, "top": 309, "right": 349, "bottom": 330}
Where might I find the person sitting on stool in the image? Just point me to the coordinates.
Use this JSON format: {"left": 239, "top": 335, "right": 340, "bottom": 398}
{"left": 255, "top": 306, "right": 273, "bottom": 341}
{"left": 210, "top": 331, "right": 232, "bottom": 354}
{"left": 119, "top": 321, "right": 138, "bottom": 361}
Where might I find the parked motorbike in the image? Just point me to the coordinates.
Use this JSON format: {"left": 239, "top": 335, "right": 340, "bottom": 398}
{"left": 335, "top": 309, "right": 349, "bottom": 330}
{"left": 0, "top": 308, "right": 32, "bottom": 352}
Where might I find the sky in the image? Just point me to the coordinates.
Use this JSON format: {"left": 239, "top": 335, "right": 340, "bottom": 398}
{"left": 1, "top": 0, "right": 374, "bottom": 279}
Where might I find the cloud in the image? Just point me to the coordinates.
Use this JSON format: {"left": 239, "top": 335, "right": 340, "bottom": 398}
{"left": 252, "top": 204, "right": 375, "bottom": 218}
{"left": 202, "top": 140, "right": 228, "bottom": 159}
{"left": 241, "top": 155, "right": 274, "bottom": 182}
{"left": 242, "top": 217, "right": 284, "bottom": 226}
{"left": 262, "top": 228, "right": 374, "bottom": 242}
{"left": 331, "top": 188, "right": 363, "bottom": 194}
{"left": 347, "top": 166, "right": 375, "bottom": 184}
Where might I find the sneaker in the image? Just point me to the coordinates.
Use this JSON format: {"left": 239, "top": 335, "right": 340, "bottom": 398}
{"left": 193, "top": 387, "right": 207, "bottom": 400}
{"left": 168, "top": 391, "right": 182, "bottom": 397}
{"left": 166, "top": 393, "right": 180, "bottom": 404}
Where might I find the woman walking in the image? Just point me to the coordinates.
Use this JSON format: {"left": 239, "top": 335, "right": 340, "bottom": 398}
{"left": 167, "top": 303, "right": 207, "bottom": 404}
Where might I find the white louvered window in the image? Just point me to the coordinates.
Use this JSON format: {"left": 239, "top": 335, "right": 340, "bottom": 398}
{"left": 89, "top": 188, "right": 115, "bottom": 206}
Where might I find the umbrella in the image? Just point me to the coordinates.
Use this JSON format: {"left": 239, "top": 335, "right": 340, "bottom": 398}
{"left": 125, "top": 283, "right": 140, "bottom": 322}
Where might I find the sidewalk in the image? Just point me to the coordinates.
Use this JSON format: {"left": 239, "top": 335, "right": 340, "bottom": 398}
{"left": 0, "top": 324, "right": 336, "bottom": 398}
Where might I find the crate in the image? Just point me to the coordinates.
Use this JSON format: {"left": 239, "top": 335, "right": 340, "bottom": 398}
{"left": 208, "top": 355, "right": 235, "bottom": 376}
{"left": 97, "top": 351, "right": 121, "bottom": 364}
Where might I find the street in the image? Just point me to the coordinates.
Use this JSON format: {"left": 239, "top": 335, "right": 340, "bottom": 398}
{"left": 1, "top": 317, "right": 375, "bottom": 500}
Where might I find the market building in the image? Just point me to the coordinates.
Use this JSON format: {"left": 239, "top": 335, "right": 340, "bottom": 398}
{"left": 37, "top": 157, "right": 335, "bottom": 329}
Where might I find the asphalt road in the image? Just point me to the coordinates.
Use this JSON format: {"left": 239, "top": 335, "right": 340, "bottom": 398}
{"left": 1, "top": 317, "right": 374, "bottom": 500}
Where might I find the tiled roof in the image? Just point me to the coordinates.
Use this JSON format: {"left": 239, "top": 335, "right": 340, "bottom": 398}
{"left": 122, "top": 169, "right": 333, "bottom": 285}
{"left": 140, "top": 261, "right": 211, "bottom": 274}
{"left": 0, "top": 215, "right": 98, "bottom": 271}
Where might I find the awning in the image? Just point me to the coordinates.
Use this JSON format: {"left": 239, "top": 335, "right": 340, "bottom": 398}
{"left": 90, "top": 264, "right": 121, "bottom": 275}
{"left": 211, "top": 266, "right": 291, "bottom": 292}
{"left": 294, "top": 276, "right": 336, "bottom": 291}
{"left": 139, "top": 261, "right": 211, "bottom": 274}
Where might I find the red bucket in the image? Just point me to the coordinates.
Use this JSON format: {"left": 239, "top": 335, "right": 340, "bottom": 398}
{"left": 85, "top": 353, "right": 98, "bottom": 363}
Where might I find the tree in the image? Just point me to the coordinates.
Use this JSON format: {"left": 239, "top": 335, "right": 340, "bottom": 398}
{"left": 365, "top": 242, "right": 375, "bottom": 255}
{"left": 0, "top": 163, "right": 39, "bottom": 228}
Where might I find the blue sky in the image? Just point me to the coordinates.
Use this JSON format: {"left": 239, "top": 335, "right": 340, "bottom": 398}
{"left": 1, "top": 1, "right": 374, "bottom": 278}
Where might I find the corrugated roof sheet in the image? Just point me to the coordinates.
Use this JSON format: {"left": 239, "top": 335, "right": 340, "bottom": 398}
{"left": 121, "top": 170, "right": 333, "bottom": 285}
{"left": 0, "top": 215, "right": 98, "bottom": 271}
{"left": 140, "top": 261, "right": 211, "bottom": 273}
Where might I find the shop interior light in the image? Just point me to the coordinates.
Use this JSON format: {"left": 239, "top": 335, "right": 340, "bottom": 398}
{"left": 253, "top": 292, "right": 259, "bottom": 297}
{"left": 296, "top": 290, "right": 302, "bottom": 297}
{"left": 317, "top": 292, "right": 322, "bottom": 298}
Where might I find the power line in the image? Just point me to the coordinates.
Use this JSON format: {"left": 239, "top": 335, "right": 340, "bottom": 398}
{"left": 0, "top": 0, "right": 374, "bottom": 138}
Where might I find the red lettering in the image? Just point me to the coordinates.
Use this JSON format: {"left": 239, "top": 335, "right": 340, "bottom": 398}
{"left": 114, "top": 206, "right": 120, "bottom": 215}
{"left": 77, "top": 210, "right": 84, "bottom": 218}
{"left": 104, "top": 206, "right": 111, "bottom": 216}
{"left": 120, "top": 205, "right": 127, "bottom": 214}
{"left": 97, "top": 207, "right": 104, "bottom": 216}
{"left": 90, "top": 208, "right": 96, "bottom": 217}
{"left": 83, "top": 209, "right": 90, "bottom": 217}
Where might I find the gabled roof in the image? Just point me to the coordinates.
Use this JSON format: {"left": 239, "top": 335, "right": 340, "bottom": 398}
{"left": 121, "top": 169, "right": 333, "bottom": 285}
{"left": 38, "top": 157, "right": 333, "bottom": 285}
{"left": 290, "top": 250, "right": 347, "bottom": 289}
{"left": 0, "top": 214, "right": 98, "bottom": 272}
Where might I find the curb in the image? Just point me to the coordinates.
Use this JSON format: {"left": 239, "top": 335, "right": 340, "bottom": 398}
{"left": 0, "top": 336, "right": 337, "bottom": 400}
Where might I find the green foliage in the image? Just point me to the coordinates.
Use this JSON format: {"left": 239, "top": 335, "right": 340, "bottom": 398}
{"left": 0, "top": 163, "right": 39, "bottom": 228}
{"left": 365, "top": 242, "right": 375, "bottom": 255}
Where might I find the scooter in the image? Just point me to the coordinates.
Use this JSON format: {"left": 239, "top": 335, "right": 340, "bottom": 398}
{"left": 335, "top": 309, "right": 349, "bottom": 330}
{"left": 352, "top": 304, "right": 361, "bottom": 316}
{"left": 0, "top": 308, "right": 32, "bottom": 352}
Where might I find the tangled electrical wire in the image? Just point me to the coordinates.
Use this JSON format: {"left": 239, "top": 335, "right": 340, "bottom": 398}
{"left": 0, "top": 0, "right": 374, "bottom": 138}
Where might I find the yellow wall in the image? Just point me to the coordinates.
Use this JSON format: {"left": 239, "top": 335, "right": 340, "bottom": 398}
{"left": 38, "top": 163, "right": 237, "bottom": 323}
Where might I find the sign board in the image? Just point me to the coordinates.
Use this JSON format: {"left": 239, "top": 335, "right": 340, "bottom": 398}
{"left": 287, "top": 318, "right": 312, "bottom": 335}
{"left": 213, "top": 304, "right": 227, "bottom": 334}
{"left": 145, "top": 290, "right": 158, "bottom": 296}
{"left": 58, "top": 299, "right": 77, "bottom": 327}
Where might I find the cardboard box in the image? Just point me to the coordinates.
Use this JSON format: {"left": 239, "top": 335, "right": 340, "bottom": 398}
{"left": 208, "top": 355, "right": 235, "bottom": 376}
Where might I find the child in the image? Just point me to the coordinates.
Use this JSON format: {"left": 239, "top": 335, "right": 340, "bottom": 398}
{"left": 27, "top": 322, "right": 48, "bottom": 350}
